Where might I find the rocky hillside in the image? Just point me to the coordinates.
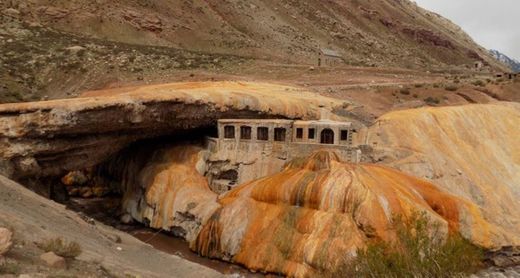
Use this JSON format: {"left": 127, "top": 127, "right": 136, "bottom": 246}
{"left": 490, "top": 49, "right": 520, "bottom": 72}
{"left": 0, "top": 175, "right": 223, "bottom": 277}
{"left": 1, "top": 0, "right": 507, "bottom": 69}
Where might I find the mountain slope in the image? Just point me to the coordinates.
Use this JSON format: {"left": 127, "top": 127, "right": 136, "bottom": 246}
{"left": 1, "top": 0, "right": 507, "bottom": 70}
{"left": 490, "top": 49, "right": 520, "bottom": 72}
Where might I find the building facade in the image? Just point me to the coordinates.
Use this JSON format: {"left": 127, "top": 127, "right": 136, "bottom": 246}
{"left": 206, "top": 119, "right": 362, "bottom": 192}
{"left": 318, "top": 48, "right": 344, "bottom": 67}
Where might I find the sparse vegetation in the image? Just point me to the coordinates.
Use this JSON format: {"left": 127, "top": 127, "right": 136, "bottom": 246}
{"left": 414, "top": 83, "right": 424, "bottom": 88}
{"left": 399, "top": 88, "right": 411, "bottom": 95}
{"left": 472, "top": 80, "right": 485, "bottom": 87}
{"left": 37, "top": 238, "right": 82, "bottom": 259}
{"left": 424, "top": 96, "right": 441, "bottom": 105}
{"left": 330, "top": 212, "right": 484, "bottom": 278}
{"left": 444, "top": 84, "right": 459, "bottom": 91}
{"left": 0, "top": 259, "right": 20, "bottom": 275}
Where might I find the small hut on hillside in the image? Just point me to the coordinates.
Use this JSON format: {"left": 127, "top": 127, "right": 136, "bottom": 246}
{"left": 318, "top": 48, "right": 343, "bottom": 67}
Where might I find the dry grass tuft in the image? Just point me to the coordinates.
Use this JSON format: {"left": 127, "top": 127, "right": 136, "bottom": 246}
{"left": 37, "top": 237, "right": 82, "bottom": 259}
{"left": 444, "top": 84, "right": 459, "bottom": 91}
{"left": 0, "top": 259, "right": 20, "bottom": 275}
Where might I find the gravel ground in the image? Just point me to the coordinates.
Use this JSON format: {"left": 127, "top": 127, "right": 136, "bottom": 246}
{"left": 473, "top": 266, "right": 520, "bottom": 278}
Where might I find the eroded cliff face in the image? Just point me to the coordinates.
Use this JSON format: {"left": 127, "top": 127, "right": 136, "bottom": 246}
{"left": 195, "top": 152, "right": 497, "bottom": 277}
{"left": 0, "top": 81, "right": 351, "bottom": 179}
{"left": 110, "top": 143, "right": 497, "bottom": 277}
{"left": 104, "top": 103, "right": 520, "bottom": 277}
{"left": 367, "top": 103, "right": 520, "bottom": 246}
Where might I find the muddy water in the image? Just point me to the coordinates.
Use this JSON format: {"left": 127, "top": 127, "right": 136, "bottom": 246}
{"left": 67, "top": 198, "right": 272, "bottom": 277}
{"left": 130, "top": 229, "right": 268, "bottom": 277}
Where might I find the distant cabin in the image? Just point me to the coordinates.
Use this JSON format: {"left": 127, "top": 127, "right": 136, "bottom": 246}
{"left": 318, "top": 48, "right": 343, "bottom": 67}
{"left": 474, "top": 61, "right": 483, "bottom": 71}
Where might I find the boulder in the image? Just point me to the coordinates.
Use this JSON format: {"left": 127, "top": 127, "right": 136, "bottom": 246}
{"left": 120, "top": 214, "right": 134, "bottom": 224}
{"left": 61, "top": 171, "right": 88, "bottom": 186}
{"left": 40, "top": 252, "right": 66, "bottom": 269}
{"left": 0, "top": 227, "right": 13, "bottom": 256}
{"left": 79, "top": 187, "right": 93, "bottom": 198}
{"left": 92, "top": 186, "right": 109, "bottom": 197}
{"left": 65, "top": 46, "right": 86, "bottom": 54}
{"left": 3, "top": 8, "right": 20, "bottom": 17}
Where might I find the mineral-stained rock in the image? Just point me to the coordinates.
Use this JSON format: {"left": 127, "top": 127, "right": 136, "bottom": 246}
{"left": 114, "top": 144, "right": 495, "bottom": 277}
{"left": 92, "top": 186, "right": 109, "bottom": 197}
{"left": 79, "top": 187, "right": 93, "bottom": 198}
{"left": 0, "top": 227, "right": 13, "bottom": 256}
{"left": 366, "top": 103, "right": 520, "bottom": 247}
{"left": 115, "top": 145, "right": 220, "bottom": 243}
{"left": 61, "top": 171, "right": 88, "bottom": 186}
{"left": 193, "top": 151, "right": 497, "bottom": 276}
{"left": 0, "top": 81, "right": 351, "bottom": 179}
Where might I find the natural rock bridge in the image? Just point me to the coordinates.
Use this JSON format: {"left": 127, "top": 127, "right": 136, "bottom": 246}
{"left": 0, "top": 81, "right": 354, "bottom": 179}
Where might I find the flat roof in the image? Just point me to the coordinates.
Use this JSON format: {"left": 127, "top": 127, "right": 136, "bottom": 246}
{"left": 218, "top": 119, "right": 353, "bottom": 127}
{"left": 218, "top": 119, "right": 294, "bottom": 124}
{"left": 294, "top": 120, "right": 352, "bottom": 127}
{"left": 321, "top": 48, "right": 342, "bottom": 58}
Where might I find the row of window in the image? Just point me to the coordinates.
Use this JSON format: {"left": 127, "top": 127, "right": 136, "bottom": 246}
{"left": 294, "top": 128, "right": 348, "bottom": 140}
{"left": 224, "top": 126, "right": 287, "bottom": 141}
{"left": 223, "top": 126, "right": 351, "bottom": 144}
{"left": 295, "top": 128, "right": 349, "bottom": 142}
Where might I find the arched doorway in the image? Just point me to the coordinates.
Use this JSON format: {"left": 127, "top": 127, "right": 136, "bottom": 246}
{"left": 320, "top": 128, "right": 334, "bottom": 144}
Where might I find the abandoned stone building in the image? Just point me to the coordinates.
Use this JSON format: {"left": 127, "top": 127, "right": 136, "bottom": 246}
{"left": 474, "top": 61, "right": 483, "bottom": 71}
{"left": 206, "top": 119, "right": 362, "bottom": 192}
{"left": 318, "top": 48, "right": 343, "bottom": 67}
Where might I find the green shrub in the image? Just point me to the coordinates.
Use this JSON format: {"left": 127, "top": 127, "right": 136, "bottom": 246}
{"left": 444, "top": 85, "right": 459, "bottom": 91}
{"left": 330, "top": 212, "right": 483, "bottom": 278}
{"left": 37, "top": 238, "right": 82, "bottom": 258}
{"left": 432, "top": 83, "right": 440, "bottom": 88}
{"left": 414, "top": 83, "right": 424, "bottom": 88}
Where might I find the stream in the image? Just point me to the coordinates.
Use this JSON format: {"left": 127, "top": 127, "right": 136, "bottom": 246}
{"left": 66, "top": 197, "right": 271, "bottom": 277}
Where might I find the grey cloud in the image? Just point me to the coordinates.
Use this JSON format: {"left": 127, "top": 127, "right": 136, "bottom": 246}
{"left": 414, "top": 0, "right": 519, "bottom": 59}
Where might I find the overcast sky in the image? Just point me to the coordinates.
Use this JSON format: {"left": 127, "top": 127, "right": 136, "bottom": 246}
{"left": 414, "top": 0, "right": 520, "bottom": 60}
